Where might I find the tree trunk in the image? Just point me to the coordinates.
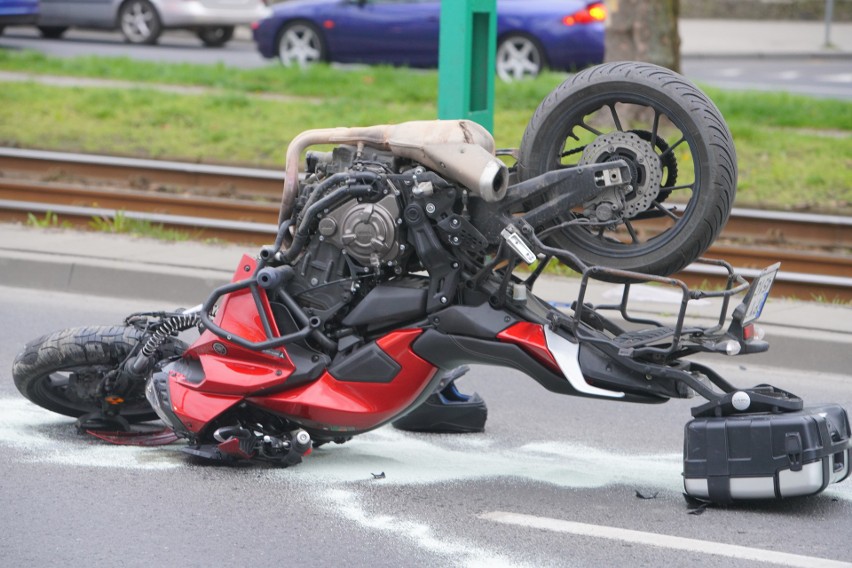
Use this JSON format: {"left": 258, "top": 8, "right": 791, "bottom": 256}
{"left": 604, "top": 0, "right": 681, "bottom": 73}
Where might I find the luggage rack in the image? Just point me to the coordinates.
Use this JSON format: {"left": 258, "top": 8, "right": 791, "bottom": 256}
{"left": 521, "top": 252, "right": 754, "bottom": 359}
{"left": 521, "top": 231, "right": 771, "bottom": 351}
{"left": 571, "top": 258, "right": 750, "bottom": 358}
{"left": 520, "top": 253, "right": 802, "bottom": 415}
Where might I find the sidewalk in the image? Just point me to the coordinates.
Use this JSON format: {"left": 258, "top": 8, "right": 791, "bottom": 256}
{"left": 679, "top": 18, "right": 852, "bottom": 58}
{"left": 1, "top": 223, "right": 849, "bottom": 375}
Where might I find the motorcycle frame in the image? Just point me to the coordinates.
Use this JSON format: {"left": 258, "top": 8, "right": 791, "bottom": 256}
{"left": 157, "top": 165, "right": 794, "bottom": 441}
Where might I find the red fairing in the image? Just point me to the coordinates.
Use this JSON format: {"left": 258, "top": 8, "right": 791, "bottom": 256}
{"left": 171, "top": 255, "right": 297, "bottom": 432}
{"left": 184, "top": 272, "right": 296, "bottom": 395}
{"left": 249, "top": 329, "right": 437, "bottom": 433}
{"left": 198, "top": 254, "right": 285, "bottom": 347}
{"left": 170, "top": 380, "right": 242, "bottom": 434}
{"left": 497, "top": 322, "right": 560, "bottom": 372}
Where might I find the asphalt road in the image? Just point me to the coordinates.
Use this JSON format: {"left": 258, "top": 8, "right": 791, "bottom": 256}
{"left": 680, "top": 57, "right": 852, "bottom": 100}
{"left": 0, "top": 27, "right": 267, "bottom": 67}
{"left": 1, "top": 285, "right": 850, "bottom": 567}
{"left": 1, "top": 27, "right": 850, "bottom": 99}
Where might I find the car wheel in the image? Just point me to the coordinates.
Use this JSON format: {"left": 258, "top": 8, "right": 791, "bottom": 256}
{"left": 496, "top": 34, "right": 545, "bottom": 82}
{"left": 38, "top": 26, "right": 69, "bottom": 39}
{"left": 119, "top": 0, "right": 162, "bottom": 45}
{"left": 277, "top": 21, "right": 326, "bottom": 68}
{"left": 197, "top": 26, "right": 234, "bottom": 48}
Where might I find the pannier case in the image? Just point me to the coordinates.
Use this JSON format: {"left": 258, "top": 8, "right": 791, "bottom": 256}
{"left": 683, "top": 404, "right": 851, "bottom": 502}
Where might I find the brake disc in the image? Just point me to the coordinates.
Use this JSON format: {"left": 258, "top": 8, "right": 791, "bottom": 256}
{"left": 579, "top": 131, "right": 663, "bottom": 220}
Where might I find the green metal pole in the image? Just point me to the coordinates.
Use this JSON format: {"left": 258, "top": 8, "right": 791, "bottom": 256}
{"left": 438, "top": 0, "right": 496, "bottom": 133}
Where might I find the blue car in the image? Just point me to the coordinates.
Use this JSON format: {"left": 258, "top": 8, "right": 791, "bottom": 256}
{"left": 252, "top": 0, "right": 605, "bottom": 81}
{"left": 0, "top": 0, "right": 39, "bottom": 33}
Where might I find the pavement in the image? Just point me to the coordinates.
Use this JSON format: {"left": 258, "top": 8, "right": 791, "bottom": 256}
{"left": 679, "top": 18, "right": 852, "bottom": 58}
{"left": 1, "top": 223, "right": 849, "bottom": 375}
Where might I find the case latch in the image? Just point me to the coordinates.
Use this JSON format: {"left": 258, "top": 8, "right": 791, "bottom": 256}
{"left": 785, "top": 432, "right": 803, "bottom": 472}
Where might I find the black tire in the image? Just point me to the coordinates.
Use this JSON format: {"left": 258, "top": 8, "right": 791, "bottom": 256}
{"left": 12, "top": 326, "right": 185, "bottom": 422}
{"left": 277, "top": 20, "right": 326, "bottom": 67}
{"left": 496, "top": 33, "right": 545, "bottom": 82}
{"left": 517, "top": 61, "right": 736, "bottom": 279}
{"left": 38, "top": 26, "right": 68, "bottom": 39}
{"left": 118, "top": 0, "right": 162, "bottom": 45}
{"left": 197, "top": 25, "right": 234, "bottom": 48}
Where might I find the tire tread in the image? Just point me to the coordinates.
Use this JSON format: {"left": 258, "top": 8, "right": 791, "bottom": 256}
{"left": 12, "top": 326, "right": 183, "bottom": 420}
{"left": 517, "top": 62, "right": 736, "bottom": 278}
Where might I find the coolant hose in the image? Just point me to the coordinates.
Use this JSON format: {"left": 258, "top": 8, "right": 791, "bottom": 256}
{"left": 127, "top": 314, "right": 200, "bottom": 376}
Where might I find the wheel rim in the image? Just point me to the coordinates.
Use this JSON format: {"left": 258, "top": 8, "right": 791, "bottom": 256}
{"left": 496, "top": 36, "right": 542, "bottom": 81}
{"left": 537, "top": 93, "right": 702, "bottom": 261}
{"left": 202, "top": 27, "right": 226, "bottom": 42}
{"left": 121, "top": 1, "right": 155, "bottom": 43}
{"left": 278, "top": 24, "right": 322, "bottom": 67}
{"left": 33, "top": 365, "right": 151, "bottom": 417}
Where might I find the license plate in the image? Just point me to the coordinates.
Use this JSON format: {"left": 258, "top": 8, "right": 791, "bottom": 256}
{"left": 741, "top": 262, "right": 780, "bottom": 325}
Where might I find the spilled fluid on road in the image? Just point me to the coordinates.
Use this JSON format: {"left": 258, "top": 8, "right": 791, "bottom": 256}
{"left": 2, "top": 396, "right": 850, "bottom": 568}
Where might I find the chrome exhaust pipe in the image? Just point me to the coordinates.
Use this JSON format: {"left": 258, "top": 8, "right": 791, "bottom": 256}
{"left": 279, "top": 120, "right": 508, "bottom": 223}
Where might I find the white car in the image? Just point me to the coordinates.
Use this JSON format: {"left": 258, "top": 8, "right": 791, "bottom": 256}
{"left": 36, "top": 0, "right": 269, "bottom": 46}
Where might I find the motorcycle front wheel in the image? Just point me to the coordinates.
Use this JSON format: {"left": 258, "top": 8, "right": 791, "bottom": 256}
{"left": 517, "top": 61, "right": 736, "bottom": 278}
{"left": 12, "top": 326, "right": 185, "bottom": 422}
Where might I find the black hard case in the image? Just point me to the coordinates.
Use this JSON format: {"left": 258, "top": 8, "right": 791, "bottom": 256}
{"left": 683, "top": 404, "right": 851, "bottom": 502}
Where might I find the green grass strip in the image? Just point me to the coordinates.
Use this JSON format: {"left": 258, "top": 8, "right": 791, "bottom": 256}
{"left": 0, "top": 51, "right": 849, "bottom": 212}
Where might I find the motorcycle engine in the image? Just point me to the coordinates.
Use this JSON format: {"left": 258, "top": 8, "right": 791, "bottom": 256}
{"left": 285, "top": 146, "right": 409, "bottom": 322}
{"left": 316, "top": 193, "right": 402, "bottom": 267}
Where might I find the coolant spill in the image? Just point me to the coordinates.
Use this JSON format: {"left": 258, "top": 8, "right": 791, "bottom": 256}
{"left": 4, "top": 397, "right": 849, "bottom": 501}
{"left": 278, "top": 427, "right": 686, "bottom": 492}
{"left": 324, "top": 489, "right": 531, "bottom": 568}
{"left": 0, "top": 398, "right": 182, "bottom": 470}
{"left": 3, "top": 396, "right": 849, "bottom": 567}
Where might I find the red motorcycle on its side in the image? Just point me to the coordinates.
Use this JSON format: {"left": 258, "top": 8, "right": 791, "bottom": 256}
{"left": 13, "top": 63, "right": 850, "bottom": 504}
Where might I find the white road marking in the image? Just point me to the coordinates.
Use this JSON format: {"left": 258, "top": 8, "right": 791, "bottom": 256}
{"left": 718, "top": 67, "right": 744, "bottom": 78}
{"left": 777, "top": 70, "right": 801, "bottom": 81}
{"left": 820, "top": 73, "right": 852, "bottom": 83}
{"left": 480, "top": 511, "right": 852, "bottom": 568}
{"left": 689, "top": 79, "right": 852, "bottom": 98}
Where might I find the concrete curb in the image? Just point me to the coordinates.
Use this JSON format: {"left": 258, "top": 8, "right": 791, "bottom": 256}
{"left": 0, "top": 249, "right": 231, "bottom": 305}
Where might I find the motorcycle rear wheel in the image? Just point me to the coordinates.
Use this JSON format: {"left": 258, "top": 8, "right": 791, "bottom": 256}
{"left": 12, "top": 326, "right": 184, "bottom": 422}
{"left": 517, "top": 61, "right": 736, "bottom": 278}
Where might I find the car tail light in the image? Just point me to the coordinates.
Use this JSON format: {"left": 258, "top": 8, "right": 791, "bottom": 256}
{"left": 563, "top": 2, "right": 606, "bottom": 26}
